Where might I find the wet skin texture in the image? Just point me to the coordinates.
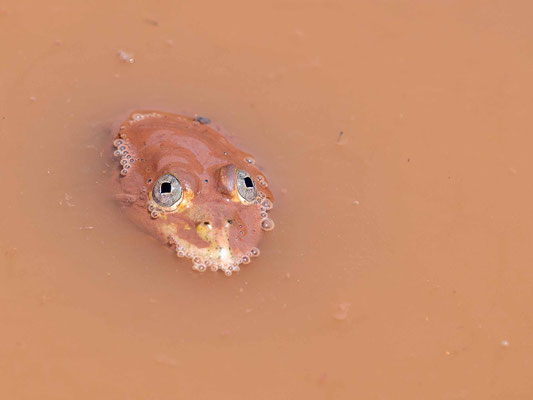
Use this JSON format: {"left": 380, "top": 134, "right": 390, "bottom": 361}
{"left": 112, "top": 111, "right": 274, "bottom": 276}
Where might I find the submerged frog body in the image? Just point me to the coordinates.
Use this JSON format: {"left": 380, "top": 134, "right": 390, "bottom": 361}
{"left": 112, "top": 111, "right": 274, "bottom": 276}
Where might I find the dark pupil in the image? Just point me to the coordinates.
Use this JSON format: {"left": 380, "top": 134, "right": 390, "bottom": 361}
{"left": 244, "top": 177, "right": 254, "bottom": 188}
{"left": 160, "top": 182, "right": 172, "bottom": 194}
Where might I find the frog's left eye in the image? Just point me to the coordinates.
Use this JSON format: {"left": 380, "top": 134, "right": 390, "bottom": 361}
{"left": 152, "top": 174, "right": 183, "bottom": 208}
{"left": 236, "top": 169, "right": 257, "bottom": 202}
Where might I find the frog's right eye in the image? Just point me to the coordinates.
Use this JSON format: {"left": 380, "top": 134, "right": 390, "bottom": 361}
{"left": 152, "top": 174, "right": 183, "bottom": 208}
{"left": 236, "top": 169, "right": 257, "bottom": 203}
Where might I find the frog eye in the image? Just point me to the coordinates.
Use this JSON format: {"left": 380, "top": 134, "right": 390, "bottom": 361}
{"left": 236, "top": 169, "right": 257, "bottom": 202}
{"left": 152, "top": 174, "right": 183, "bottom": 208}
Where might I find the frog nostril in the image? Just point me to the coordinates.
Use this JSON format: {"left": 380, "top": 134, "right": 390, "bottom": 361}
{"left": 203, "top": 221, "right": 210, "bottom": 225}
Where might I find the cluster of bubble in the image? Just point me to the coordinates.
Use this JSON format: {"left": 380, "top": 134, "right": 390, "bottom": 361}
{"left": 128, "top": 112, "right": 161, "bottom": 125}
{"left": 169, "top": 236, "right": 261, "bottom": 277}
{"left": 113, "top": 138, "right": 136, "bottom": 176}
{"left": 147, "top": 203, "right": 162, "bottom": 219}
{"left": 256, "top": 174, "right": 269, "bottom": 188}
{"left": 254, "top": 177, "right": 275, "bottom": 232}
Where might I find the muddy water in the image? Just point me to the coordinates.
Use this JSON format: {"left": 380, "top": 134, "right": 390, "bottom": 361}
{"left": 1, "top": 1, "right": 533, "bottom": 399}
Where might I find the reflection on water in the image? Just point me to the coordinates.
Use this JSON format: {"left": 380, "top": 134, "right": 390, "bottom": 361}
{"left": 1, "top": 0, "right": 533, "bottom": 399}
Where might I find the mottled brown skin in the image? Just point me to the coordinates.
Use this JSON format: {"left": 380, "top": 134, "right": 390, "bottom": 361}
{"left": 112, "top": 111, "right": 274, "bottom": 275}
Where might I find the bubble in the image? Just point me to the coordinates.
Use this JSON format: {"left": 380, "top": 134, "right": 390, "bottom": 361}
{"left": 193, "top": 256, "right": 202, "bottom": 265}
{"left": 113, "top": 150, "right": 122, "bottom": 157}
{"left": 177, "top": 251, "right": 185, "bottom": 257}
{"left": 241, "top": 255, "right": 250, "bottom": 264}
{"left": 249, "top": 247, "right": 260, "bottom": 257}
{"left": 262, "top": 199, "right": 273, "bottom": 210}
{"left": 133, "top": 113, "right": 143, "bottom": 121}
{"left": 120, "top": 169, "right": 128, "bottom": 176}
{"left": 126, "top": 154, "right": 131, "bottom": 159}
{"left": 260, "top": 218, "right": 275, "bottom": 231}
{"left": 260, "top": 212, "right": 267, "bottom": 218}
{"left": 150, "top": 210, "right": 159, "bottom": 219}
{"left": 118, "top": 50, "right": 135, "bottom": 64}
{"left": 185, "top": 252, "right": 192, "bottom": 258}
{"left": 119, "top": 145, "right": 126, "bottom": 151}
{"left": 113, "top": 139, "right": 123, "bottom": 147}
{"left": 148, "top": 204, "right": 155, "bottom": 211}
{"left": 245, "top": 157, "right": 255, "bottom": 165}
{"left": 233, "top": 265, "right": 241, "bottom": 272}
{"left": 120, "top": 159, "right": 128, "bottom": 166}
{"left": 124, "top": 164, "right": 130, "bottom": 169}
{"left": 256, "top": 175, "right": 264, "bottom": 181}
{"left": 210, "top": 265, "right": 218, "bottom": 272}
{"left": 260, "top": 207, "right": 266, "bottom": 212}
{"left": 197, "top": 264, "right": 206, "bottom": 272}
{"left": 129, "top": 158, "right": 134, "bottom": 163}
{"left": 260, "top": 180, "right": 268, "bottom": 187}
{"left": 224, "top": 270, "right": 232, "bottom": 277}
{"left": 122, "top": 151, "right": 129, "bottom": 156}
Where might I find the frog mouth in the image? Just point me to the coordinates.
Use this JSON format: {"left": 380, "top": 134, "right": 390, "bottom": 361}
{"left": 162, "top": 222, "right": 260, "bottom": 276}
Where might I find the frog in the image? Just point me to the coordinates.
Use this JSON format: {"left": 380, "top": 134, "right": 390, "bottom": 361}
{"left": 111, "top": 110, "right": 275, "bottom": 276}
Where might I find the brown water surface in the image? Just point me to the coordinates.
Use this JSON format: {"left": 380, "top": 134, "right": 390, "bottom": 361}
{"left": 1, "top": 1, "right": 533, "bottom": 399}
